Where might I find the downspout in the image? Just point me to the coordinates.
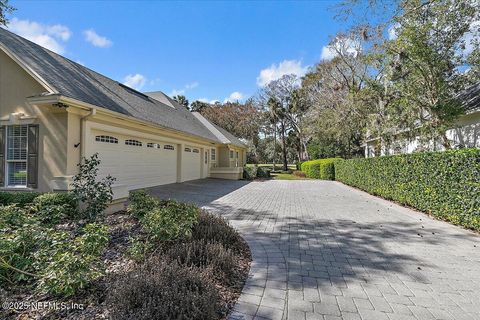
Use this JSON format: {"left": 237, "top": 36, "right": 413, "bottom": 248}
{"left": 79, "top": 108, "right": 96, "bottom": 162}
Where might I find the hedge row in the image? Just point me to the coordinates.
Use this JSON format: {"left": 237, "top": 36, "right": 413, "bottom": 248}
{"left": 335, "top": 148, "right": 480, "bottom": 231}
{"left": 0, "top": 192, "right": 42, "bottom": 207}
{"left": 300, "top": 158, "right": 341, "bottom": 180}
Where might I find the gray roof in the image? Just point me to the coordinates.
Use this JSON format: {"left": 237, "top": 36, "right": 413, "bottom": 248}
{"left": 459, "top": 82, "right": 480, "bottom": 113}
{"left": 0, "top": 27, "right": 242, "bottom": 144}
{"left": 212, "top": 123, "right": 246, "bottom": 147}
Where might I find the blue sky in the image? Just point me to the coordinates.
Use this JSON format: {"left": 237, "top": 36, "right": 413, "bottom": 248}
{"left": 7, "top": 0, "right": 346, "bottom": 103}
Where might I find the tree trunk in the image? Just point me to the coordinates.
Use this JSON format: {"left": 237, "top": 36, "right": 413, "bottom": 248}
{"left": 281, "top": 121, "right": 288, "bottom": 171}
{"left": 272, "top": 123, "right": 276, "bottom": 170}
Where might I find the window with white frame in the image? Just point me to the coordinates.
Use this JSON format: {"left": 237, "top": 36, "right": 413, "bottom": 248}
{"left": 184, "top": 147, "right": 191, "bottom": 152}
{"left": 164, "top": 144, "right": 174, "bottom": 150}
{"left": 211, "top": 149, "right": 216, "bottom": 161}
{"left": 230, "top": 150, "right": 234, "bottom": 158}
{"left": 236, "top": 151, "right": 239, "bottom": 158}
{"left": 147, "top": 142, "right": 161, "bottom": 149}
{"left": 125, "top": 139, "right": 142, "bottom": 146}
{"left": 95, "top": 135, "right": 118, "bottom": 144}
{"left": 6, "top": 125, "right": 28, "bottom": 187}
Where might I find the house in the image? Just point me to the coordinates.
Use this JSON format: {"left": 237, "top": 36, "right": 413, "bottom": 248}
{"left": 0, "top": 28, "right": 247, "bottom": 202}
{"left": 363, "top": 82, "right": 480, "bottom": 157}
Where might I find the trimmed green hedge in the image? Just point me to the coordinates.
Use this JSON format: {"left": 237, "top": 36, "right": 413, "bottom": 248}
{"left": 300, "top": 158, "right": 341, "bottom": 180}
{"left": 335, "top": 148, "right": 480, "bottom": 231}
{"left": 0, "top": 192, "right": 42, "bottom": 207}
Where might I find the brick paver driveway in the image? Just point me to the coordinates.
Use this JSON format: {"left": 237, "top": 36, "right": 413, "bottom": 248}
{"left": 149, "top": 179, "right": 480, "bottom": 320}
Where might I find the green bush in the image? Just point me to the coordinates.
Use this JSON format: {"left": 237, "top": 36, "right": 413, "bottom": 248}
{"left": 108, "top": 258, "right": 222, "bottom": 320}
{"left": 335, "top": 148, "right": 480, "bottom": 230}
{"left": 140, "top": 200, "right": 200, "bottom": 242}
{"left": 296, "top": 161, "right": 304, "bottom": 170}
{"left": 0, "top": 204, "right": 108, "bottom": 296}
{"left": 127, "top": 190, "right": 159, "bottom": 218}
{"left": 0, "top": 192, "right": 42, "bottom": 207}
{"left": 243, "top": 165, "right": 258, "bottom": 180}
{"left": 301, "top": 158, "right": 341, "bottom": 180}
{"left": 256, "top": 166, "right": 271, "bottom": 178}
{"left": 30, "top": 192, "right": 78, "bottom": 225}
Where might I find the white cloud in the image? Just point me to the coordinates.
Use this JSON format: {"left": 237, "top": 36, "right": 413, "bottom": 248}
{"left": 198, "top": 98, "right": 219, "bottom": 104}
{"left": 256, "top": 60, "right": 308, "bottom": 87}
{"left": 388, "top": 23, "right": 400, "bottom": 40}
{"left": 224, "top": 91, "right": 243, "bottom": 103}
{"left": 169, "top": 82, "right": 199, "bottom": 96}
{"left": 123, "top": 74, "right": 146, "bottom": 90}
{"left": 320, "top": 38, "right": 360, "bottom": 61}
{"left": 83, "top": 29, "right": 112, "bottom": 48}
{"left": 7, "top": 17, "right": 71, "bottom": 54}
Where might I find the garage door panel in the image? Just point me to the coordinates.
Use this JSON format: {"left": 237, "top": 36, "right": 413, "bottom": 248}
{"left": 182, "top": 146, "right": 201, "bottom": 181}
{"left": 91, "top": 130, "right": 178, "bottom": 190}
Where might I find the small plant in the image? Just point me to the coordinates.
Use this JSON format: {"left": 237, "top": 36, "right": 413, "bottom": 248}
{"left": 243, "top": 165, "right": 258, "bottom": 180}
{"left": 293, "top": 170, "right": 306, "bottom": 178}
{"left": 256, "top": 166, "right": 271, "bottom": 178}
{"left": 192, "top": 212, "right": 247, "bottom": 253}
{"left": 127, "top": 190, "right": 159, "bottom": 218}
{"left": 108, "top": 258, "right": 223, "bottom": 320}
{"left": 30, "top": 192, "right": 78, "bottom": 225}
{"left": 0, "top": 192, "right": 42, "bottom": 207}
{"left": 140, "top": 200, "right": 199, "bottom": 242}
{"left": 127, "top": 236, "right": 154, "bottom": 262}
{"left": 71, "top": 153, "right": 115, "bottom": 220}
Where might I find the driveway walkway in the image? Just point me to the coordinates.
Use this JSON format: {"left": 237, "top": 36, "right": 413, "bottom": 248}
{"left": 149, "top": 179, "right": 480, "bottom": 320}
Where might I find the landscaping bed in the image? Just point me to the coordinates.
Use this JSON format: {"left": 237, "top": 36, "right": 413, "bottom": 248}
{"left": 1, "top": 155, "right": 251, "bottom": 320}
{"left": 1, "top": 192, "right": 251, "bottom": 320}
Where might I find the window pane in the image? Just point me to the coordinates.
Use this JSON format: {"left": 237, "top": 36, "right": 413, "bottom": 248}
{"left": 8, "top": 162, "right": 27, "bottom": 186}
{"left": 7, "top": 125, "right": 28, "bottom": 160}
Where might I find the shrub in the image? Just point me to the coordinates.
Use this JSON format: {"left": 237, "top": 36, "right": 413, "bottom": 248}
{"left": 335, "top": 148, "right": 480, "bottom": 230}
{"left": 301, "top": 158, "right": 341, "bottom": 180}
{"left": 30, "top": 192, "right": 78, "bottom": 225}
{"left": 243, "top": 165, "right": 257, "bottom": 180}
{"left": 140, "top": 200, "right": 199, "bottom": 242}
{"left": 293, "top": 170, "right": 306, "bottom": 178}
{"left": 127, "top": 236, "right": 154, "bottom": 262}
{"left": 71, "top": 153, "right": 116, "bottom": 220}
{"left": 296, "top": 161, "right": 304, "bottom": 171}
{"left": 256, "top": 166, "right": 271, "bottom": 178}
{"left": 191, "top": 212, "right": 246, "bottom": 253}
{"left": 108, "top": 258, "right": 222, "bottom": 320}
{"left": 165, "top": 239, "right": 237, "bottom": 284}
{"left": 0, "top": 204, "right": 108, "bottom": 296}
{"left": 0, "top": 192, "right": 41, "bottom": 207}
{"left": 127, "top": 190, "right": 159, "bottom": 218}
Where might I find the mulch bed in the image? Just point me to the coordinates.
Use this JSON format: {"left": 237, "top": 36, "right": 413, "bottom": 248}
{"left": 1, "top": 211, "right": 251, "bottom": 320}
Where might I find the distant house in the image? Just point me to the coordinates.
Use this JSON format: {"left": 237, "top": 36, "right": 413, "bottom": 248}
{"left": 363, "top": 82, "right": 480, "bottom": 157}
{"left": 0, "top": 28, "right": 246, "bottom": 201}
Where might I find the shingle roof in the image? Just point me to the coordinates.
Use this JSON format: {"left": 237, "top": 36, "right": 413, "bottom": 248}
{"left": 459, "top": 82, "right": 480, "bottom": 113}
{"left": 0, "top": 27, "right": 237, "bottom": 144}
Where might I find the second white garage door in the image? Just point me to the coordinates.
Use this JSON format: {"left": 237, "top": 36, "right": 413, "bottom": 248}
{"left": 182, "top": 146, "right": 201, "bottom": 181}
{"left": 91, "top": 131, "right": 178, "bottom": 190}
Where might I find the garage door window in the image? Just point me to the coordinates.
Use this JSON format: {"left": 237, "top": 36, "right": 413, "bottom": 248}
{"left": 125, "top": 139, "right": 142, "bottom": 146}
{"left": 164, "top": 145, "right": 174, "bottom": 150}
{"left": 184, "top": 147, "right": 191, "bottom": 152}
{"left": 192, "top": 149, "right": 199, "bottom": 153}
{"left": 147, "top": 143, "right": 161, "bottom": 149}
{"left": 95, "top": 135, "right": 118, "bottom": 144}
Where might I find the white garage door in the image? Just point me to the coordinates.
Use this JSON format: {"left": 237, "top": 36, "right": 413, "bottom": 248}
{"left": 182, "top": 146, "right": 201, "bottom": 181}
{"left": 91, "top": 131, "right": 178, "bottom": 190}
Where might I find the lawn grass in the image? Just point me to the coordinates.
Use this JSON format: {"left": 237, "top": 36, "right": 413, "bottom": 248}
{"left": 271, "top": 172, "right": 307, "bottom": 180}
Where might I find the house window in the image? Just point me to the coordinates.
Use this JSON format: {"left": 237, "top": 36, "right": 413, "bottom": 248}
{"left": 205, "top": 151, "right": 208, "bottom": 164}
{"left": 147, "top": 142, "right": 161, "bottom": 149}
{"left": 230, "top": 150, "right": 234, "bottom": 158}
{"left": 125, "top": 139, "right": 142, "bottom": 146}
{"left": 164, "top": 145, "right": 174, "bottom": 150}
{"left": 184, "top": 147, "right": 191, "bottom": 152}
{"left": 211, "top": 149, "right": 216, "bottom": 161}
{"left": 95, "top": 135, "right": 118, "bottom": 144}
{"left": 192, "top": 148, "right": 199, "bottom": 153}
{"left": 6, "top": 125, "right": 28, "bottom": 187}
{"left": 236, "top": 151, "right": 239, "bottom": 159}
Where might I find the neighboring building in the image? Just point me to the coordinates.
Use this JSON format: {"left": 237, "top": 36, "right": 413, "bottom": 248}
{"left": 364, "top": 82, "right": 480, "bottom": 157}
{"left": 0, "top": 28, "right": 246, "bottom": 201}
